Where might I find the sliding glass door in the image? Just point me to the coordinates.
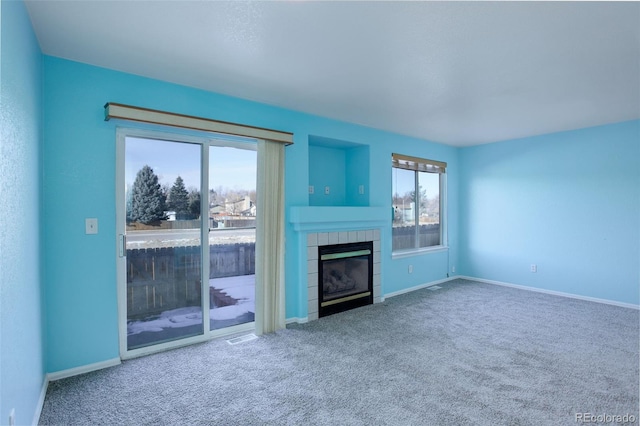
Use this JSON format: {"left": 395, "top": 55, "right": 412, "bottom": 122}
{"left": 208, "top": 145, "right": 257, "bottom": 331}
{"left": 117, "top": 130, "right": 256, "bottom": 357}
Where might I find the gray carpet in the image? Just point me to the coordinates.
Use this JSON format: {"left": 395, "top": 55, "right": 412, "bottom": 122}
{"left": 39, "top": 279, "right": 639, "bottom": 425}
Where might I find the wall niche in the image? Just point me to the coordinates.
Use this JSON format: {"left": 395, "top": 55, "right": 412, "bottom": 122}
{"left": 308, "top": 135, "right": 369, "bottom": 207}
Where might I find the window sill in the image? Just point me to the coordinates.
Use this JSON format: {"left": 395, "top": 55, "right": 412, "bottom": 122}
{"left": 392, "top": 246, "right": 448, "bottom": 259}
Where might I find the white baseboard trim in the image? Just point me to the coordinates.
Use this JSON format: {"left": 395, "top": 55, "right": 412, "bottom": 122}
{"left": 286, "top": 316, "right": 308, "bottom": 324}
{"left": 459, "top": 276, "right": 640, "bottom": 310}
{"left": 382, "top": 276, "right": 459, "bottom": 301}
{"left": 32, "top": 375, "right": 49, "bottom": 426}
{"left": 47, "top": 357, "right": 121, "bottom": 382}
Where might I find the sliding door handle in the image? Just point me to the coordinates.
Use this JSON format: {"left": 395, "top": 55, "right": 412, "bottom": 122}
{"left": 118, "top": 234, "right": 126, "bottom": 257}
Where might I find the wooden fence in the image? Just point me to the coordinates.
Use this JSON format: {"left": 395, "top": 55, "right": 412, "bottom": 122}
{"left": 392, "top": 224, "right": 440, "bottom": 250}
{"left": 126, "top": 243, "right": 255, "bottom": 319}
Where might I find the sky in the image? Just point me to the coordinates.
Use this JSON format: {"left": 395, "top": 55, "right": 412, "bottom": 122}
{"left": 125, "top": 135, "right": 437, "bottom": 202}
{"left": 125, "top": 136, "right": 257, "bottom": 192}
{"left": 392, "top": 167, "right": 440, "bottom": 202}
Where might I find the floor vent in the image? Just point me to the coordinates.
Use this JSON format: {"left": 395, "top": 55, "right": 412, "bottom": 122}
{"left": 427, "top": 286, "right": 442, "bottom": 291}
{"left": 226, "top": 333, "right": 258, "bottom": 345}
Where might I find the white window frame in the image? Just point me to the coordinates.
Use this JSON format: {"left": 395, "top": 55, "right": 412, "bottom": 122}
{"left": 391, "top": 155, "right": 448, "bottom": 258}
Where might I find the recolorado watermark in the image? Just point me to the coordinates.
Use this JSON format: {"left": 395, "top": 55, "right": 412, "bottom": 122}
{"left": 575, "top": 413, "right": 637, "bottom": 424}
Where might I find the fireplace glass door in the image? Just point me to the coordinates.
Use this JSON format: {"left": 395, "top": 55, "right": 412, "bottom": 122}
{"left": 319, "top": 242, "right": 373, "bottom": 317}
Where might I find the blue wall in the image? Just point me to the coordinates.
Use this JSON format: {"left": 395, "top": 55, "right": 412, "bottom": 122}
{"left": 459, "top": 120, "right": 640, "bottom": 305}
{"left": 3, "top": 0, "right": 636, "bottom": 417}
{"left": 37, "top": 23, "right": 638, "bottom": 380}
{"left": 42, "top": 56, "right": 460, "bottom": 372}
{"left": 0, "top": 0, "right": 45, "bottom": 424}
{"left": 308, "top": 145, "right": 347, "bottom": 206}
{"left": 307, "top": 137, "right": 370, "bottom": 207}
{"left": 345, "top": 146, "right": 370, "bottom": 207}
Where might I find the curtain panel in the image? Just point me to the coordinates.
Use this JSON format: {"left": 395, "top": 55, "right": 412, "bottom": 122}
{"left": 255, "top": 140, "right": 286, "bottom": 334}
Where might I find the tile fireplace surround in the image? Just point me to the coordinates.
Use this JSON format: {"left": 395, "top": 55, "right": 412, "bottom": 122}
{"left": 306, "top": 229, "right": 381, "bottom": 321}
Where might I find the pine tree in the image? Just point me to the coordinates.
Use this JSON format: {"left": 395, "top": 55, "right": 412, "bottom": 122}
{"left": 188, "top": 189, "right": 201, "bottom": 219}
{"left": 125, "top": 184, "right": 133, "bottom": 222}
{"left": 409, "top": 185, "right": 428, "bottom": 211}
{"left": 167, "top": 176, "right": 189, "bottom": 217}
{"left": 130, "top": 165, "right": 166, "bottom": 224}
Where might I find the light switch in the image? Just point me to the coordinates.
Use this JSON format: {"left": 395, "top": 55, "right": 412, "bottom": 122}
{"left": 358, "top": 185, "right": 365, "bottom": 195}
{"left": 86, "top": 218, "right": 98, "bottom": 234}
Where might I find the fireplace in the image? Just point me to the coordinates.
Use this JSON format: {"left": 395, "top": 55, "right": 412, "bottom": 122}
{"left": 303, "top": 229, "right": 381, "bottom": 322}
{"left": 318, "top": 241, "right": 373, "bottom": 317}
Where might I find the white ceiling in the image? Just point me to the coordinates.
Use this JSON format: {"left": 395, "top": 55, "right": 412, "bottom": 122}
{"left": 25, "top": 1, "right": 640, "bottom": 146}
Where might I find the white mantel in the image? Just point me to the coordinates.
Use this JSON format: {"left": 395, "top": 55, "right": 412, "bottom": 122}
{"left": 289, "top": 206, "right": 388, "bottom": 232}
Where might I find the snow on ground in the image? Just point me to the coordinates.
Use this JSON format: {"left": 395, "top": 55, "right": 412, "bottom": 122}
{"left": 209, "top": 275, "right": 255, "bottom": 320}
{"left": 127, "top": 304, "right": 255, "bottom": 335}
{"left": 126, "top": 233, "right": 255, "bottom": 249}
{"left": 209, "top": 302, "right": 254, "bottom": 321}
{"left": 127, "top": 236, "right": 256, "bottom": 249}
{"left": 210, "top": 275, "right": 255, "bottom": 301}
{"left": 128, "top": 306, "right": 203, "bottom": 335}
{"left": 127, "top": 275, "right": 256, "bottom": 336}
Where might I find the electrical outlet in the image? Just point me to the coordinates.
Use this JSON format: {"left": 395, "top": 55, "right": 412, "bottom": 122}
{"left": 452, "top": 266, "right": 456, "bottom": 273}
{"left": 530, "top": 264, "right": 537, "bottom": 273}
{"left": 85, "top": 218, "right": 98, "bottom": 234}
{"left": 408, "top": 264, "right": 413, "bottom": 274}
{"left": 308, "top": 186, "right": 314, "bottom": 194}
{"left": 324, "top": 186, "right": 330, "bottom": 195}
{"left": 9, "top": 408, "right": 15, "bottom": 426}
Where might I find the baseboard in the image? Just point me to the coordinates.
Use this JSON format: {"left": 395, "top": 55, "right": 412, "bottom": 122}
{"left": 32, "top": 375, "right": 49, "bottom": 425}
{"left": 382, "top": 276, "right": 459, "bottom": 301}
{"left": 286, "top": 316, "right": 308, "bottom": 324}
{"left": 47, "top": 357, "right": 121, "bottom": 382}
{"left": 459, "top": 276, "right": 640, "bottom": 310}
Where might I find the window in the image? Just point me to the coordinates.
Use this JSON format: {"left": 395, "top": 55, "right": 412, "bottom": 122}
{"left": 392, "top": 153, "right": 446, "bottom": 253}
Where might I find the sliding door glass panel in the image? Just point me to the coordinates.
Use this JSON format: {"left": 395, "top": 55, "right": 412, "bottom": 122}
{"left": 208, "top": 145, "right": 257, "bottom": 330}
{"left": 125, "top": 136, "right": 203, "bottom": 350}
